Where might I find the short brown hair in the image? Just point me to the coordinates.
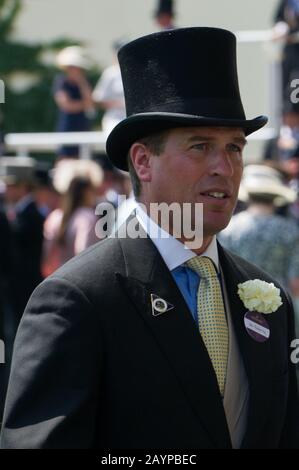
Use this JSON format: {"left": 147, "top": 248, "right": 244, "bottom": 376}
{"left": 127, "top": 130, "right": 169, "bottom": 198}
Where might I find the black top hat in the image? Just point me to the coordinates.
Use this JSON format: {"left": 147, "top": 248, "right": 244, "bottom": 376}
{"left": 106, "top": 27, "right": 268, "bottom": 170}
{"left": 154, "top": 0, "right": 174, "bottom": 17}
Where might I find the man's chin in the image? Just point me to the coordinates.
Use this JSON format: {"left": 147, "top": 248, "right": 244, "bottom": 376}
{"left": 203, "top": 217, "right": 232, "bottom": 237}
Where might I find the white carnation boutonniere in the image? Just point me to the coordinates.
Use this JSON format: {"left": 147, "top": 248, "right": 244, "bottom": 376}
{"left": 237, "top": 279, "right": 283, "bottom": 314}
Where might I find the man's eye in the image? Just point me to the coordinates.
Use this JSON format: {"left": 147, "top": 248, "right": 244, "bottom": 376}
{"left": 228, "top": 144, "right": 242, "bottom": 153}
{"left": 191, "top": 143, "right": 208, "bottom": 151}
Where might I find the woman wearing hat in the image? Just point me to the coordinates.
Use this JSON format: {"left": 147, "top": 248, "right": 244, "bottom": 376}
{"left": 54, "top": 46, "right": 95, "bottom": 159}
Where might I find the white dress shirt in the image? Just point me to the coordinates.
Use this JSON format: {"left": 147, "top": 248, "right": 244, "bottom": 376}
{"left": 136, "top": 203, "right": 219, "bottom": 270}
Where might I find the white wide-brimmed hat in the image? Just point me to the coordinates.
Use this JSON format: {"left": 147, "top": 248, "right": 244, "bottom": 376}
{"left": 56, "top": 46, "right": 91, "bottom": 70}
{"left": 53, "top": 159, "right": 103, "bottom": 194}
{"left": 239, "top": 164, "right": 297, "bottom": 206}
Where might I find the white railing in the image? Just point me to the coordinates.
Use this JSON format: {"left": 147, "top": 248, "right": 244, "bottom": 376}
{"left": 4, "top": 131, "right": 108, "bottom": 159}
{"left": 235, "top": 29, "right": 273, "bottom": 43}
{"left": 3, "top": 29, "right": 281, "bottom": 159}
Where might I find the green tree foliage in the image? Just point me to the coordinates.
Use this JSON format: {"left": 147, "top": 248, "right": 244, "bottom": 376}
{"left": 0, "top": 0, "right": 101, "bottom": 135}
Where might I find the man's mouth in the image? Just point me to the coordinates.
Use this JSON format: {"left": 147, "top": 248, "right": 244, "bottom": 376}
{"left": 200, "top": 191, "right": 230, "bottom": 200}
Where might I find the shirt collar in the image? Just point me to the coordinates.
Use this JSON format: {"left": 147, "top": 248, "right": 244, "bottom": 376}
{"left": 135, "top": 203, "right": 219, "bottom": 272}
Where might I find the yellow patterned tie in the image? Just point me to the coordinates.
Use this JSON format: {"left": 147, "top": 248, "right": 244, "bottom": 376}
{"left": 186, "top": 256, "right": 229, "bottom": 396}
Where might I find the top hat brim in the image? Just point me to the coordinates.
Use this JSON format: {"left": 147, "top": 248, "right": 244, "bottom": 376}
{"left": 106, "top": 112, "right": 268, "bottom": 171}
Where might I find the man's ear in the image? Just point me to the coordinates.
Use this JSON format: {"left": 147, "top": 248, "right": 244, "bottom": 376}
{"left": 129, "top": 142, "right": 153, "bottom": 183}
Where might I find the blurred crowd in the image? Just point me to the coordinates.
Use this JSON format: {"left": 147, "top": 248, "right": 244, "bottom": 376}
{"left": 0, "top": 154, "right": 132, "bottom": 419}
{"left": 0, "top": 154, "right": 132, "bottom": 324}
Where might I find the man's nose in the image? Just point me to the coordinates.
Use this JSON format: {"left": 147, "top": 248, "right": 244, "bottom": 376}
{"left": 209, "top": 149, "right": 234, "bottom": 177}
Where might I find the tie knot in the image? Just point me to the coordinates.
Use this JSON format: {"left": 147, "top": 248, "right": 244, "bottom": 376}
{"left": 186, "top": 256, "right": 218, "bottom": 279}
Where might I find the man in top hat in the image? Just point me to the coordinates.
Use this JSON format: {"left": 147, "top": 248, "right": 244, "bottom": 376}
{"left": 1, "top": 28, "right": 298, "bottom": 449}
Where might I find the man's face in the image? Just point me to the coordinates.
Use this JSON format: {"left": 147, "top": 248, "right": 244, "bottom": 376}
{"left": 135, "top": 126, "right": 246, "bottom": 238}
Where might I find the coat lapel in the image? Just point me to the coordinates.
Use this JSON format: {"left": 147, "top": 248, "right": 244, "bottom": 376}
{"left": 218, "top": 243, "right": 274, "bottom": 448}
{"left": 116, "top": 218, "right": 231, "bottom": 448}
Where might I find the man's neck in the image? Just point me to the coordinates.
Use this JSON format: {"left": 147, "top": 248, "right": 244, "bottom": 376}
{"left": 187, "top": 236, "right": 214, "bottom": 255}
{"left": 137, "top": 199, "right": 214, "bottom": 255}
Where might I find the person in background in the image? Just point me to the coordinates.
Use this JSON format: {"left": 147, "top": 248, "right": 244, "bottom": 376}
{"left": 0, "top": 157, "right": 44, "bottom": 331}
{"left": 263, "top": 103, "right": 299, "bottom": 220}
{"left": 273, "top": 0, "right": 299, "bottom": 102}
{"left": 280, "top": 148, "right": 299, "bottom": 220}
{"left": 0, "top": 209, "right": 11, "bottom": 331}
{"left": 92, "top": 40, "right": 126, "bottom": 134}
{"left": 95, "top": 154, "right": 132, "bottom": 206}
{"left": 93, "top": 154, "right": 119, "bottom": 203}
{"left": 42, "top": 159, "right": 103, "bottom": 277}
{"left": 34, "top": 163, "right": 60, "bottom": 218}
{"left": 219, "top": 164, "right": 299, "bottom": 304}
{"left": 93, "top": 154, "right": 134, "bottom": 236}
{"left": 154, "top": 0, "right": 176, "bottom": 30}
{"left": 264, "top": 102, "right": 299, "bottom": 162}
{"left": 0, "top": 209, "right": 12, "bottom": 424}
{"left": 54, "top": 46, "right": 95, "bottom": 159}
